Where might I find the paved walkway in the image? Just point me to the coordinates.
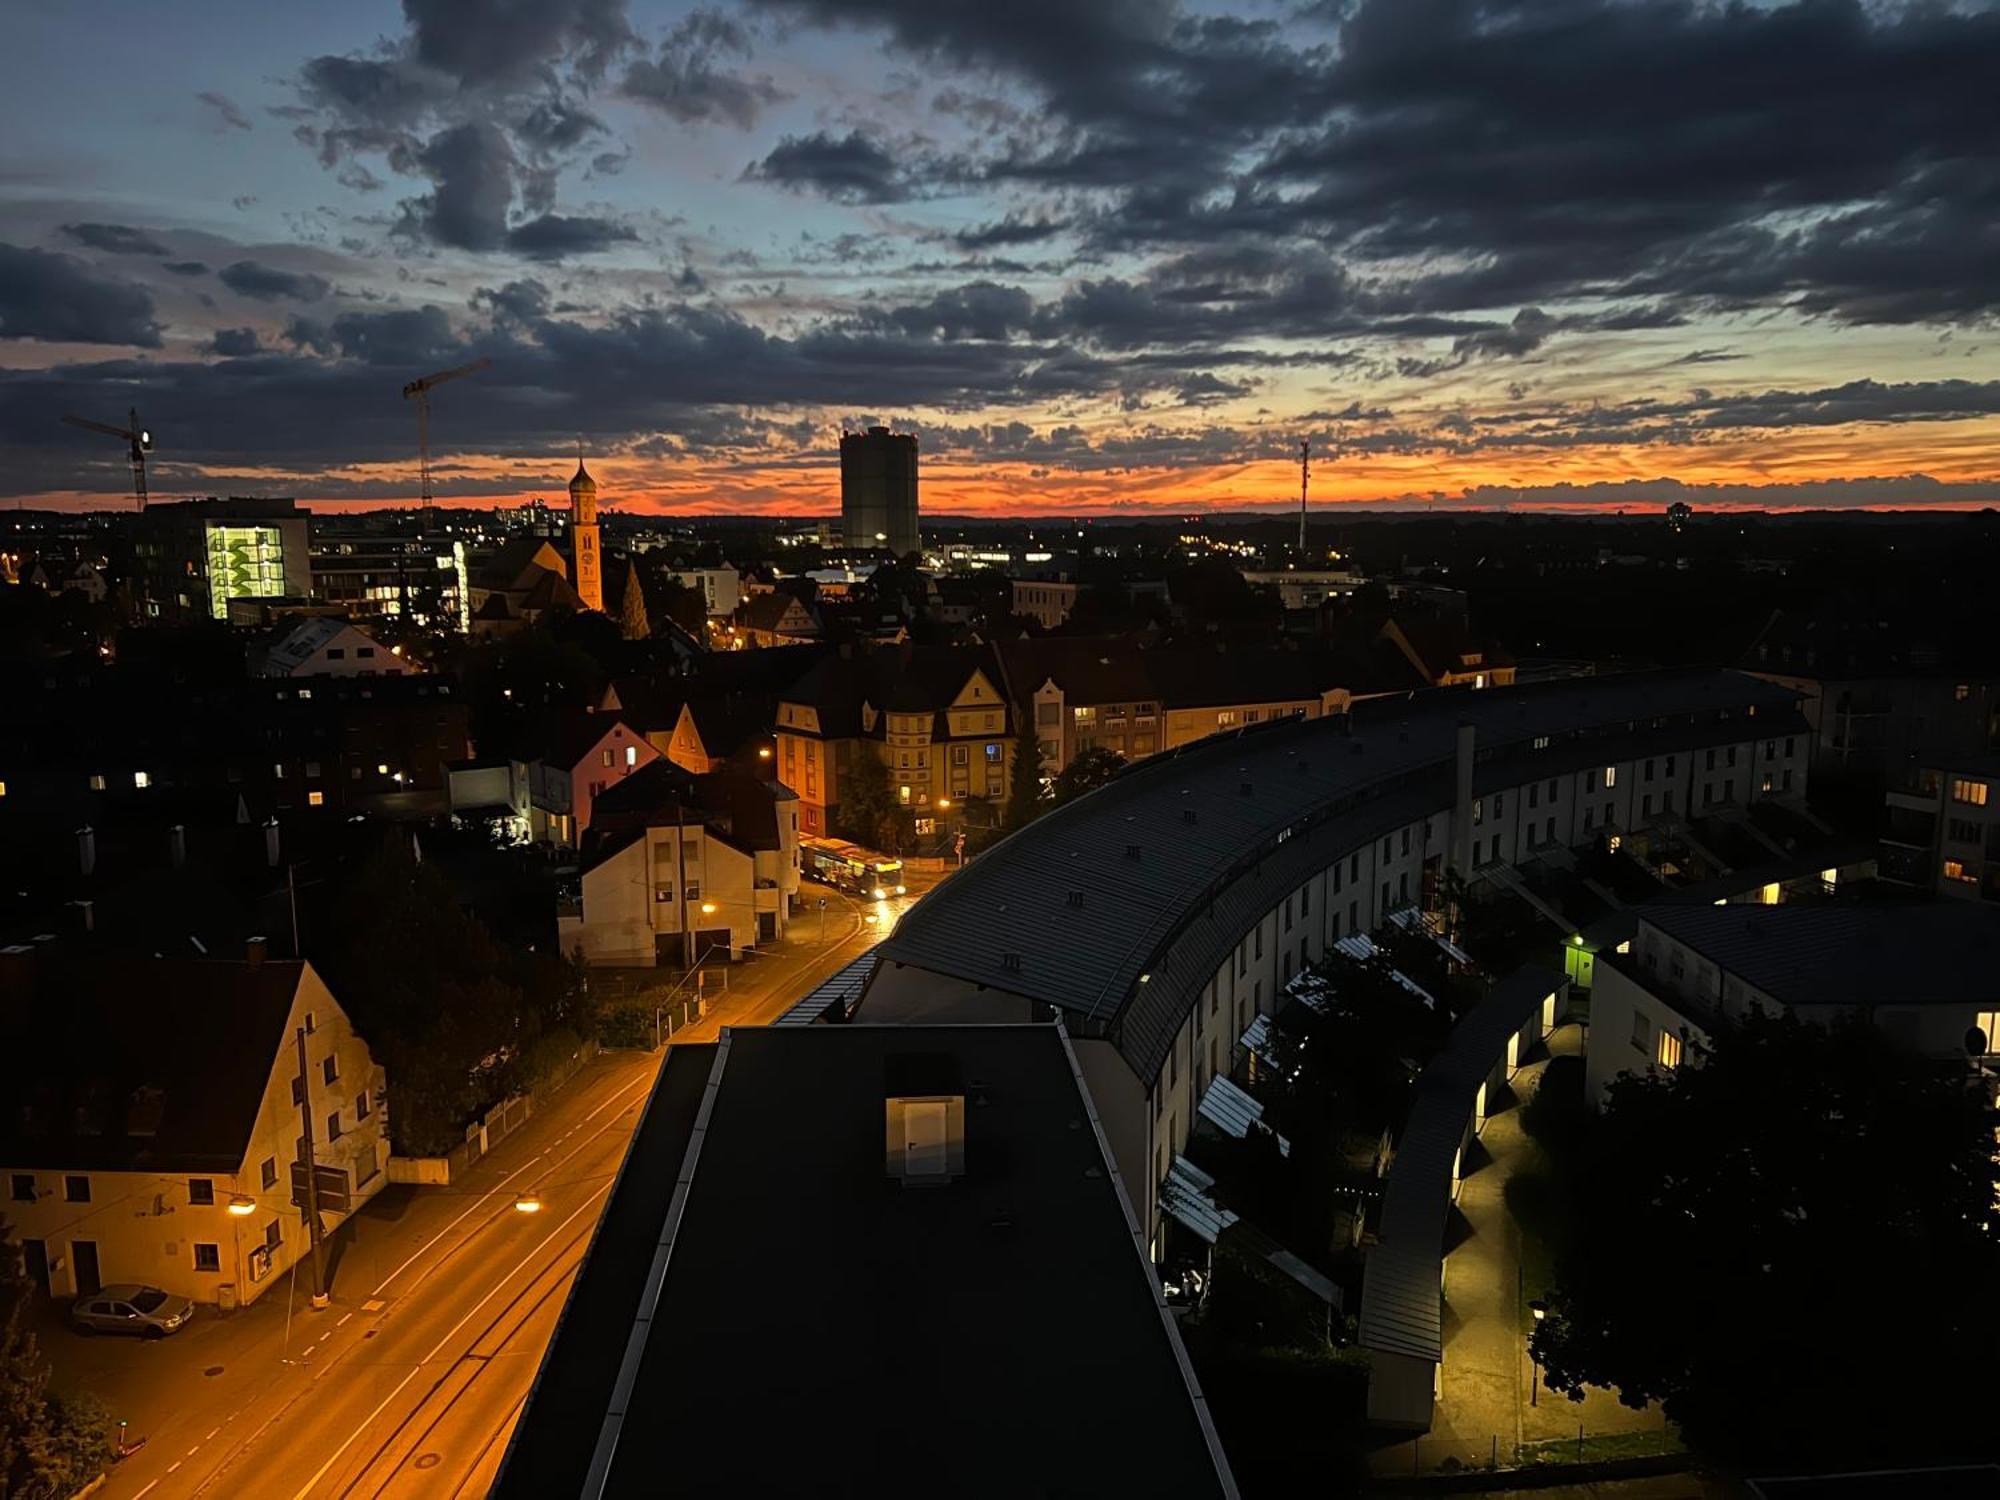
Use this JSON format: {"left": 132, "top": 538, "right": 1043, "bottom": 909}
{"left": 1372, "top": 1023, "right": 1670, "bottom": 1476}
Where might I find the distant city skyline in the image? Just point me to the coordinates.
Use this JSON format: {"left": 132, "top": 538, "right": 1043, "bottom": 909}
{"left": 3, "top": 0, "right": 1998, "bottom": 516}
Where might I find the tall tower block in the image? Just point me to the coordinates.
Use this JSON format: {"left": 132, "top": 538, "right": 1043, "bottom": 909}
{"left": 569, "top": 452, "right": 604, "bottom": 612}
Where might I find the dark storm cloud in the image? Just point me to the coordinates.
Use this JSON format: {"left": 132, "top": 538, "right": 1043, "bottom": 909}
{"left": 474, "top": 277, "right": 552, "bottom": 325}
{"left": 408, "top": 122, "right": 518, "bottom": 251}
{"left": 218, "top": 260, "right": 333, "bottom": 302}
{"left": 505, "top": 213, "right": 636, "bottom": 259}
{"left": 951, "top": 213, "right": 1070, "bottom": 251}
{"left": 0, "top": 244, "right": 162, "bottom": 347}
{"left": 747, "top": 131, "right": 916, "bottom": 204}
{"left": 401, "top": 0, "right": 634, "bottom": 88}
{"left": 751, "top": 0, "right": 2000, "bottom": 327}
{"left": 61, "top": 223, "right": 171, "bottom": 257}
{"left": 208, "top": 327, "right": 262, "bottom": 356}
{"left": 622, "top": 9, "right": 788, "bottom": 129}
{"left": 162, "top": 261, "right": 210, "bottom": 277}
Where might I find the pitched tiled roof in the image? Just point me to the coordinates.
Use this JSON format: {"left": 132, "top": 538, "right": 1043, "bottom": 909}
{"left": 0, "top": 956, "right": 305, "bottom": 1173}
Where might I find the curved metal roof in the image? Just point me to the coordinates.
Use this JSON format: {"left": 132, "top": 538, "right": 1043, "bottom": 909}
{"left": 877, "top": 669, "right": 1802, "bottom": 1082}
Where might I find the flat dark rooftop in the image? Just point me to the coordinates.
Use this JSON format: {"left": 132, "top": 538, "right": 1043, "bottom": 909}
{"left": 499, "top": 1024, "right": 1233, "bottom": 1500}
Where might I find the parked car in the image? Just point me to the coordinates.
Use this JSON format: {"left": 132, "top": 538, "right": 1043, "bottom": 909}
{"left": 70, "top": 1285, "right": 194, "bottom": 1339}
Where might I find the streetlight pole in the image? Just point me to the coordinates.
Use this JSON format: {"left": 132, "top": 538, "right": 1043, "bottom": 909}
{"left": 295, "top": 1026, "right": 329, "bottom": 1310}
{"left": 1529, "top": 1299, "right": 1547, "bottom": 1408}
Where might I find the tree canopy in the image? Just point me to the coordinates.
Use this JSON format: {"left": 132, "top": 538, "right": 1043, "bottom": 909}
{"left": 1050, "top": 746, "right": 1126, "bottom": 806}
{"left": 1005, "top": 704, "right": 1045, "bottom": 829}
{"left": 836, "top": 740, "right": 905, "bottom": 853}
{"left": 1531, "top": 1009, "right": 2000, "bottom": 1467}
{"left": 0, "top": 1232, "right": 112, "bottom": 1498}
{"left": 314, "top": 833, "right": 589, "bottom": 1155}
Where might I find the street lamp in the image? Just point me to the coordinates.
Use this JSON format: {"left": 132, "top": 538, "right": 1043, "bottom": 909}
{"left": 1529, "top": 1299, "right": 1547, "bottom": 1406}
{"left": 227, "top": 1195, "right": 257, "bottom": 1216}
{"left": 700, "top": 901, "right": 717, "bottom": 915}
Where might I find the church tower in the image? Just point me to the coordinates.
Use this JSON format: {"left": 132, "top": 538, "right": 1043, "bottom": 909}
{"left": 569, "top": 449, "right": 604, "bottom": 612}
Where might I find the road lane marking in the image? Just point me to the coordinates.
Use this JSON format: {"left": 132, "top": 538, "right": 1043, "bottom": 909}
{"left": 132, "top": 1482, "right": 159, "bottom": 1499}
{"left": 369, "top": 1068, "right": 652, "bottom": 1297}
{"left": 287, "top": 1186, "right": 610, "bottom": 1500}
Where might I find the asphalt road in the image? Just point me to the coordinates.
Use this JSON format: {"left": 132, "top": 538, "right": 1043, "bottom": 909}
{"left": 47, "top": 869, "right": 938, "bottom": 1500}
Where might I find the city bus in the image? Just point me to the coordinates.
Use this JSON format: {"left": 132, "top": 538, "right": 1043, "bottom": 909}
{"left": 800, "top": 836, "right": 906, "bottom": 899}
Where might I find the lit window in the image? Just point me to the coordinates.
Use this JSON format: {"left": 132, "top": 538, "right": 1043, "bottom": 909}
{"left": 1944, "top": 860, "right": 1976, "bottom": 885}
{"left": 308, "top": 791, "right": 324, "bottom": 807}
{"left": 133, "top": 770, "right": 150, "bottom": 789}
{"left": 1604, "top": 766, "right": 1618, "bottom": 788}
{"left": 1977, "top": 1012, "right": 2000, "bottom": 1055}
{"left": 899, "top": 785, "right": 911, "bottom": 802}
{"left": 625, "top": 745, "right": 638, "bottom": 766}
{"left": 1951, "top": 778, "right": 1989, "bottom": 807}
{"left": 88, "top": 773, "right": 106, "bottom": 791}
{"left": 1657, "top": 1031, "right": 1683, "bottom": 1069}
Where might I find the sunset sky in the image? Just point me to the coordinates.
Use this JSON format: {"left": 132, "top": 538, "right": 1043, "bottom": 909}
{"left": 2, "top": 0, "right": 1997, "bottom": 516}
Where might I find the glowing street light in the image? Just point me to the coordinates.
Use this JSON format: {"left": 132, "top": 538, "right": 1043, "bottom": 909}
{"left": 700, "top": 901, "right": 717, "bottom": 915}
{"left": 1529, "top": 1299, "right": 1548, "bottom": 1406}
{"left": 227, "top": 1195, "right": 257, "bottom": 1216}
{"left": 514, "top": 1193, "right": 543, "bottom": 1213}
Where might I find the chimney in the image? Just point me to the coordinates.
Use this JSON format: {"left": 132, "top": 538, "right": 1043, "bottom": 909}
{"left": 245, "top": 935, "right": 267, "bottom": 966}
{"left": 76, "top": 825, "right": 96, "bottom": 878}
{"left": 70, "top": 899, "right": 94, "bottom": 934}
{"left": 168, "top": 824, "right": 187, "bottom": 870}
{"left": 263, "top": 816, "right": 281, "bottom": 869}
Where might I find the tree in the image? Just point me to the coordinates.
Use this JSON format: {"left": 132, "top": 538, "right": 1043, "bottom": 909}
{"left": 1531, "top": 1010, "right": 2000, "bottom": 1467}
{"left": 617, "top": 559, "right": 650, "bottom": 641}
{"left": 1005, "top": 703, "right": 1045, "bottom": 829}
{"left": 1050, "top": 746, "right": 1126, "bottom": 806}
{"left": 0, "top": 1231, "right": 113, "bottom": 1498}
{"left": 314, "top": 834, "right": 545, "bottom": 1156}
{"left": 837, "top": 740, "right": 902, "bottom": 852}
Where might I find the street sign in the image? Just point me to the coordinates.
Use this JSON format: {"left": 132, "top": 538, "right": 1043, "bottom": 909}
{"left": 289, "top": 1162, "right": 351, "bottom": 1214}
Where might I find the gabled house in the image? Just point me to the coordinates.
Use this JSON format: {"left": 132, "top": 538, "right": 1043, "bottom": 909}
{"left": 736, "top": 589, "right": 820, "bottom": 648}
{"left": 467, "top": 538, "right": 579, "bottom": 637}
{"left": 253, "top": 617, "right": 411, "bottom": 678}
{"left": 558, "top": 761, "right": 801, "bottom": 963}
{"left": 0, "top": 949, "right": 387, "bottom": 1308}
{"left": 508, "top": 712, "right": 660, "bottom": 848}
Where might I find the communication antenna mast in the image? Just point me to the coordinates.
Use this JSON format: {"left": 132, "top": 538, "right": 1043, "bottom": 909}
{"left": 1298, "top": 438, "right": 1310, "bottom": 556}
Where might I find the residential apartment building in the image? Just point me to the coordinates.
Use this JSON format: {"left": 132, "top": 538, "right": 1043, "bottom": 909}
{"left": 308, "top": 522, "right": 468, "bottom": 633}
{"left": 1010, "top": 578, "right": 1080, "bottom": 629}
{"left": 558, "top": 762, "right": 801, "bottom": 964}
{"left": 866, "top": 670, "right": 1812, "bottom": 1246}
{"left": 0, "top": 663, "right": 470, "bottom": 821}
{"left": 1745, "top": 605, "right": 2000, "bottom": 795}
{"left": 998, "top": 638, "right": 1158, "bottom": 773}
{"left": 0, "top": 951, "right": 386, "bottom": 1308}
{"left": 1882, "top": 753, "right": 2000, "bottom": 903}
{"left": 1586, "top": 903, "right": 2000, "bottom": 1104}
{"left": 669, "top": 567, "right": 742, "bottom": 619}
{"left": 776, "top": 644, "right": 1011, "bottom": 837}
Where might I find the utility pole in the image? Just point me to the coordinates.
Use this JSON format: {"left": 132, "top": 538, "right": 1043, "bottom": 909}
{"left": 1298, "top": 438, "right": 1310, "bottom": 557}
{"left": 295, "top": 1026, "right": 329, "bottom": 1309}
{"left": 676, "top": 807, "right": 693, "bottom": 971}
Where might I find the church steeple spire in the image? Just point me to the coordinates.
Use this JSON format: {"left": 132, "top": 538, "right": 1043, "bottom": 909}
{"left": 567, "top": 441, "right": 603, "bottom": 611}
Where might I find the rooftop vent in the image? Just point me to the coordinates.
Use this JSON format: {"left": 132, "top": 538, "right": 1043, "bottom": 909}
{"left": 1000, "top": 951, "right": 1021, "bottom": 973}
{"left": 1067, "top": 889, "right": 1085, "bottom": 908}
{"left": 1239, "top": 782, "right": 1253, "bottom": 797}
{"left": 1125, "top": 843, "right": 1142, "bottom": 860}
{"left": 1183, "top": 809, "right": 1198, "bottom": 825}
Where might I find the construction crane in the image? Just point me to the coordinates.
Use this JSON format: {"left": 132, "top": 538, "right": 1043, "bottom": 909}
{"left": 62, "top": 408, "right": 153, "bottom": 511}
{"left": 401, "top": 357, "right": 490, "bottom": 526}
